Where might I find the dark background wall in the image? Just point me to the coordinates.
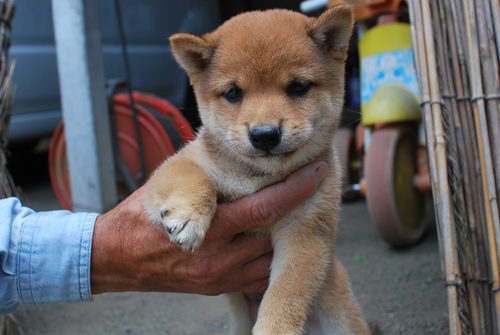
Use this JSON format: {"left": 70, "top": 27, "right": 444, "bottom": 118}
{"left": 218, "top": 0, "right": 303, "bottom": 22}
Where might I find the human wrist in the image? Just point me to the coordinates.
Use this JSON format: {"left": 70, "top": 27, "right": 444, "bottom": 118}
{"left": 90, "top": 214, "right": 123, "bottom": 294}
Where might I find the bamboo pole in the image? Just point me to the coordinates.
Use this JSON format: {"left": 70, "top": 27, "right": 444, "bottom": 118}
{"left": 448, "top": 1, "right": 488, "bottom": 251}
{"left": 408, "top": 0, "right": 443, "bottom": 270}
{"left": 443, "top": 1, "right": 486, "bottom": 270}
{"left": 410, "top": 0, "right": 445, "bottom": 269}
{"left": 475, "top": 0, "right": 500, "bottom": 213}
{"left": 433, "top": 0, "right": 482, "bottom": 331}
{"left": 0, "top": 0, "right": 16, "bottom": 200}
{"left": 409, "top": 0, "right": 462, "bottom": 333}
{"left": 461, "top": 0, "right": 500, "bottom": 331}
{"left": 446, "top": 10, "right": 491, "bottom": 326}
{"left": 0, "top": 60, "right": 16, "bottom": 199}
{"left": 480, "top": 0, "right": 500, "bottom": 94}
{"left": 422, "top": 0, "right": 463, "bottom": 329}
{"left": 489, "top": 0, "right": 500, "bottom": 65}
{"left": 442, "top": 0, "right": 492, "bottom": 330}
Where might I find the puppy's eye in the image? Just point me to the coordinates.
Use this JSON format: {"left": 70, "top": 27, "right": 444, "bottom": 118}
{"left": 287, "top": 82, "right": 311, "bottom": 97}
{"left": 223, "top": 87, "right": 244, "bottom": 103}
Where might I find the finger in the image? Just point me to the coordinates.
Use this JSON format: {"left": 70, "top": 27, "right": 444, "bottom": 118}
{"left": 236, "top": 278, "right": 270, "bottom": 294}
{"left": 195, "top": 251, "right": 272, "bottom": 296}
{"left": 229, "top": 252, "right": 273, "bottom": 293}
{"left": 217, "top": 234, "right": 273, "bottom": 268}
{"left": 210, "top": 161, "right": 329, "bottom": 238}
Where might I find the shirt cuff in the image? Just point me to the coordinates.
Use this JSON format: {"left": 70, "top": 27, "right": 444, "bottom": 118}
{"left": 17, "top": 210, "right": 98, "bottom": 305}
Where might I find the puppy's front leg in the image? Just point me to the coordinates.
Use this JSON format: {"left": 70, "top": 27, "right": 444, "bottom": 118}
{"left": 253, "top": 217, "right": 331, "bottom": 335}
{"left": 144, "top": 154, "right": 216, "bottom": 251}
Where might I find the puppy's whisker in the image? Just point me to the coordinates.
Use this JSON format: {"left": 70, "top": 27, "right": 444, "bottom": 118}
{"left": 293, "top": 120, "right": 310, "bottom": 129}
{"left": 344, "top": 118, "right": 362, "bottom": 126}
{"left": 308, "top": 138, "right": 324, "bottom": 148}
{"left": 216, "top": 138, "right": 236, "bottom": 147}
{"left": 215, "top": 143, "right": 240, "bottom": 163}
{"left": 222, "top": 127, "right": 241, "bottom": 135}
{"left": 317, "top": 129, "right": 327, "bottom": 141}
{"left": 337, "top": 109, "right": 362, "bottom": 117}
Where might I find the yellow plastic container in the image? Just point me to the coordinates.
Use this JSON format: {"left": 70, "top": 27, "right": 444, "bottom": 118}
{"left": 359, "top": 23, "right": 421, "bottom": 126}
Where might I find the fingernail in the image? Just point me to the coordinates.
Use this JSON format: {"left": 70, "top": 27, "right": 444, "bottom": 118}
{"left": 315, "top": 164, "right": 329, "bottom": 184}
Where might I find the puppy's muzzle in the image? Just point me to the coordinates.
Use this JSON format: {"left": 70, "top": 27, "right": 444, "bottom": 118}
{"left": 249, "top": 126, "right": 281, "bottom": 152}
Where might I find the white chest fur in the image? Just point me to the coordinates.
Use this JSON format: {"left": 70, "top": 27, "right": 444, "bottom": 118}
{"left": 184, "top": 139, "right": 287, "bottom": 202}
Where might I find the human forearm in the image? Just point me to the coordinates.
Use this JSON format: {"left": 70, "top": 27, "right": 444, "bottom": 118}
{"left": 0, "top": 198, "right": 96, "bottom": 314}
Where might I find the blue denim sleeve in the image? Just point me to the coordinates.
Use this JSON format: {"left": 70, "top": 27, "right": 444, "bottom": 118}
{"left": 0, "top": 198, "right": 98, "bottom": 315}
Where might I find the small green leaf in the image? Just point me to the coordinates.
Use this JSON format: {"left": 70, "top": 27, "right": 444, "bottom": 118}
{"left": 354, "top": 255, "right": 367, "bottom": 264}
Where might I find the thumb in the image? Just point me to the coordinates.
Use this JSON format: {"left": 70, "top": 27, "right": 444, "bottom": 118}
{"left": 209, "top": 161, "right": 329, "bottom": 238}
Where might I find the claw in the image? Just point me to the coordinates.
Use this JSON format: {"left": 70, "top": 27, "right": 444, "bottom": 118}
{"left": 160, "top": 209, "right": 169, "bottom": 220}
{"left": 166, "top": 226, "right": 174, "bottom": 234}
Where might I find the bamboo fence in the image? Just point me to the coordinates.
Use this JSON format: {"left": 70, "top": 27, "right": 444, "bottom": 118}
{"left": 0, "top": 0, "right": 15, "bottom": 200}
{"left": 408, "top": 0, "right": 500, "bottom": 333}
{"left": 0, "top": 0, "right": 17, "bottom": 334}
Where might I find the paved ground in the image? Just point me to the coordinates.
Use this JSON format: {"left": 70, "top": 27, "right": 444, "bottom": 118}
{"left": 8, "top": 148, "right": 449, "bottom": 335}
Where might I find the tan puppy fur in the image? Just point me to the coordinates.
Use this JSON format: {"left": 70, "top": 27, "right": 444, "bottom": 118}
{"left": 144, "top": 5, "right": 371, "bottom": 335}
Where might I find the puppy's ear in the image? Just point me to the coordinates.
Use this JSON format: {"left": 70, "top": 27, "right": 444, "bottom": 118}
{"left": 169, "top": 33, "right": 217, "bottom": 75}
{"left": 307, "top": 4, "right": 354, "bottom": 58}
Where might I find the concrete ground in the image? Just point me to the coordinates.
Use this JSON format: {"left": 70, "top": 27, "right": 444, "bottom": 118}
{"left": 8, "top": 148, "right": 449, "bottom": 335}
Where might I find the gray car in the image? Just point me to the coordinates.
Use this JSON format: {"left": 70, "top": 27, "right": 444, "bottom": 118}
{"left": 8, "top": 0, "right": 220, "bottom": 146}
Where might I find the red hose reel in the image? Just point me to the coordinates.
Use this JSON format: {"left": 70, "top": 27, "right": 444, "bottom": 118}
{"left": 49, "top": 92, "right": 195, "bottom": 211}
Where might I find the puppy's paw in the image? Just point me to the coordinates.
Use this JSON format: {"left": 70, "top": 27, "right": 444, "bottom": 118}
{"left": 159, "top": 200, "right": 212, "bottom": 251}
{"left": 143, "top": 156, "right": 217, "bottom": 251}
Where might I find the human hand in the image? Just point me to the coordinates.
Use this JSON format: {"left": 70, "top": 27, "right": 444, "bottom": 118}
{"left": 90, "top": 161, "right": 328, "bottom": 295}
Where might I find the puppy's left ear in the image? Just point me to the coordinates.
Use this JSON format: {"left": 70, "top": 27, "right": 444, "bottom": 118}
{"left": 307, "top": 4, "right": 354, "bottom": 59}
{"left": 170, "top": 33, "right": 218, "bottom": 75}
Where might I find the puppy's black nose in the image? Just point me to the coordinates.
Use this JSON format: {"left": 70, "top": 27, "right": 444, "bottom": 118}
{"left": 249, "top": 126, "right": 281, "bottom": 151}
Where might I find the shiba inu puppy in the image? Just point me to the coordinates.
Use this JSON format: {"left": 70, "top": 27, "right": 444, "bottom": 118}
{"left": 144, "top": 5, "right": 371, "bottom": 335}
